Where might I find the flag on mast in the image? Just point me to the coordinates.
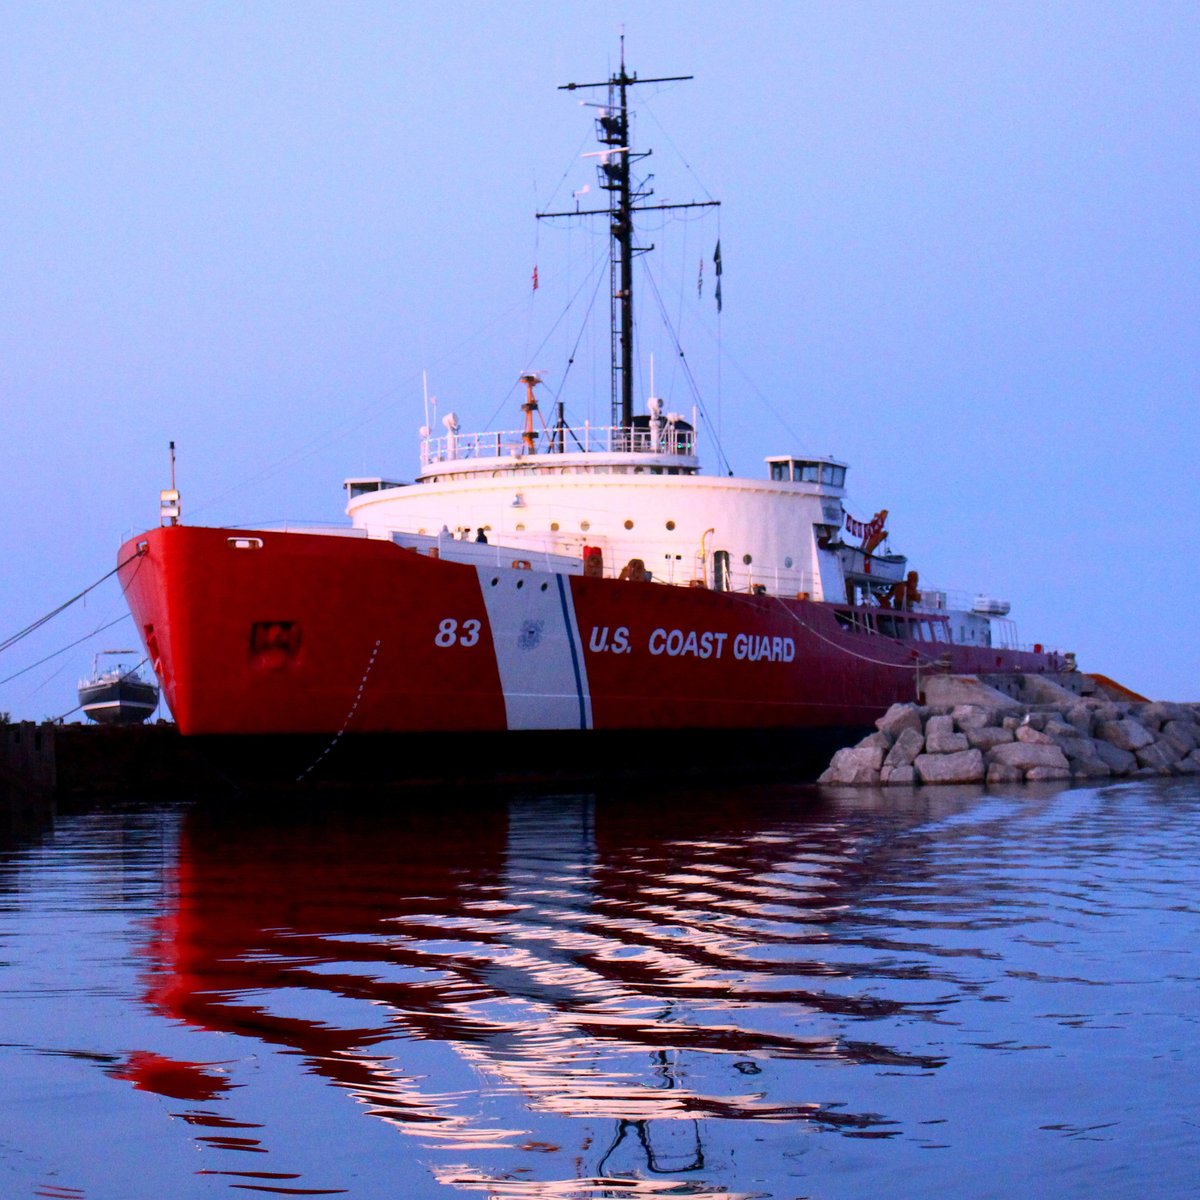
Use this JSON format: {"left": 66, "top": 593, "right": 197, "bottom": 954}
{"left": 713, "top": 241, "right": 723, "bottom": 312}
{"left": 532, "top": 264, "right": 539, "bottom": 292}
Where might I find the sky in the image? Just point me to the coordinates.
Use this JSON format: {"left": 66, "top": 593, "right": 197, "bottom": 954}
{"left": 2, "top": 0, "right": 1198, "bottom": 721}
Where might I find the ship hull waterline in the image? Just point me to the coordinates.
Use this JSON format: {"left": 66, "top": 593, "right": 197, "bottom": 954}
{"left": 118, "top": 526, "right": 1062, "bottom": 787}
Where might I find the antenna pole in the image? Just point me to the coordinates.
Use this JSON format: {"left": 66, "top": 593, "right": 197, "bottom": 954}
{"left": 540, "top": 58, "right": 719, "bottom": 439}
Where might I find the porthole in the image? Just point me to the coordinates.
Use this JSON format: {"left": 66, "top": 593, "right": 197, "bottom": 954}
{"left": 581, "top": 520, "right": 591, "bottom": 532}
{"left": 490, "top": 577, "right": 499, "bottom": 586}
{"left": 516, "top": 523, "right": 525, "bottom": 532}
{"left": 540, "top": 582, "right": 549, "bottom": 592}
{"left": 550, "top": 521, "right": 560, "bottom": 532}
{"left": 743, "top": 554, "right": 753, "bottom": 565}
{"left": 624, "top": 519, "right": 634, "bottom": 530}
{"left": 784, "top": 556, "right": 794, "bottom": 569}
{"left": 665, "top": 520, "right": 676, "bottom": 531}
{"left": 516, "top": 579, "right": 525, "bottom": 589}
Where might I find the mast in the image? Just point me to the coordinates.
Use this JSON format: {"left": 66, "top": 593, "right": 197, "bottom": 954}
{"left": 537, "top": 42, "right": 719, "bottom": 435}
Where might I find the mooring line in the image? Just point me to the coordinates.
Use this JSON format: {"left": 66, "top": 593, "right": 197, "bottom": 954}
{"left": 0, "top": 548, "right": 144, "bottom": 656}
{"left": 0, "top": 613, "right": 132, "bottom": 689}
{"left": 773, "top": 596, "right": 947, "bottom": 671}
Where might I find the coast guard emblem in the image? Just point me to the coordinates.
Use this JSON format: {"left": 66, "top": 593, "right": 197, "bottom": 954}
{"left": 518, "top": 619, "right": 545, "bottom": 651}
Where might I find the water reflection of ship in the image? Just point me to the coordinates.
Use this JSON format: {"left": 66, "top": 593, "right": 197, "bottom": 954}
{"left": 127, "top": 792, "right": 947, "bottom": 1189}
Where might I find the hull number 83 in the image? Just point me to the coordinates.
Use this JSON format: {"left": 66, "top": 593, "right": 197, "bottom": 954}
{"left": 435, "top": 618, "right": 481, "bottom": 648}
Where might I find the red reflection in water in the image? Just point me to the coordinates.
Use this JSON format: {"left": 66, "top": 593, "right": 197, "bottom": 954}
{"left": 121, "top": 792, "right": 934, "bottom": 1191}
{"left": 107, "top": 1049, "right": 234, "bottom": 1101}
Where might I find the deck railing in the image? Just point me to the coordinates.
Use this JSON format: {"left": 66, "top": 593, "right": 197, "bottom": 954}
{"left": 421, "top": 423, "right": 697, "bottom": 466}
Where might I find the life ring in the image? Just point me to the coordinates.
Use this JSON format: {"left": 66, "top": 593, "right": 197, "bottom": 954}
{"left": 512, "top": 559, "right": 531, "bottom": 571}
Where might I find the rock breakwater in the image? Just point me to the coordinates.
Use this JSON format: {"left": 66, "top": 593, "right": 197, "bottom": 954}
{"left": 819, "top": 686, "right": 1200, "bottom": 787}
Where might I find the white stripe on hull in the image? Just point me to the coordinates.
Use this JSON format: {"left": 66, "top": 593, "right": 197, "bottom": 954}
{"left": 476, "top": 566, "right": 592, "bottom": 730}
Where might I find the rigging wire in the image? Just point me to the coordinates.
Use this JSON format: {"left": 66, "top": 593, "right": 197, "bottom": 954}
{"left": 483, "top": 244, "right": 609, "bottom": 430}
{"left": 647, "top": 233, "right": 807, "bottom": 449}
{"left": 640, "top": 95, "right": 719, "bottom": 204}
{"left": 542, "top": 250, "right": 610, "bottom": 417}
{"left": 640, "top": 259, "right": 733, "bottom": 475}
{"left": 188, "top": 255, "right": 604, "bottom": 520}
{"left": 716, "top": 208, "right": 723, "bottom": 451}
{"left": 673, "top": 203, "right": 690, "bottom": 403}
{"left": 537, "top": 128, "right": 595, "bottom": 214}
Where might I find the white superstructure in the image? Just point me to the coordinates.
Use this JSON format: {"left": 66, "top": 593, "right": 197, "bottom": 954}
{"left": 345, "top": 389, "right": 859, "bottom": 603}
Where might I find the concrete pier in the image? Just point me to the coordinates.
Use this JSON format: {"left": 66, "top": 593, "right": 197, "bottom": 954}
{"left": 1, "top": 721, "right": 223, "bottom": 806}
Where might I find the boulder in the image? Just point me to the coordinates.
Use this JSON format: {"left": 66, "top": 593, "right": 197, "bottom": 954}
{"left": 876, "top": 703, "right": 924, "bottom": 738}
{"left": 986, "top": 762, "right": 1025, "bottom": 784}
{"left": 951, "top": 704, "right": 993, "bottom": 729}
{"left": 1044, "top": 718, "right": 1080, "bottom": 740}
{"left": 1027, "top": 765, "right": 1072, "bottom": 781}
{"left": 1172, "top": 758, "right": 1200, "bottom": 776}
{"left": 989, "top": 742, "right": 1071, "bottom": 772}
{"left": 1138, "top": 701, "right": 1193, "bottom": 728}
{"left": 1092, "top": 739, "right": 1137, "bottom": 775}
{"left": 859, "top": 730, "right": 894, "bottom": 752}
{"left": 884, "top": 726, "right": 925, "bottom": 768}
{"left": 1064, "top": 706, "right": 1095, "bottom": 736}
{"left": 1096, "top": 718, "right": 1155, "bottom": 752}
{"left": 1161, "top": 720, "right": 1199, "bottom": 755}
{"left": 1016, "top": 724, "right": 1056, "bottom": 745}
{"left": 914, "top": 748, "right": 985, "bottom": 784}
{"left": 926, "top": 715, "right": 969, "bottom": 754}
{"left": 818, "top": 745, "right": 885, "bottom": 785}
{"left": 1135, "top": 740, "right": 1181, "bottom": 770}
{"left": 1055, "top": 735, "right": 1100, "bottom": 761}
{"left": 880, "top": 764, "right": 916, "bottom": 785}
{"left": 1070, "top": 755, "right": 1113, "bottom": 778}
{"left": 966, "top": 726, "right": 1015, "bottom": 751}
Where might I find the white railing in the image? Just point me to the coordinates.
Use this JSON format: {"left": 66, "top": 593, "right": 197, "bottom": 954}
{"left": 914, "top": 587, "right": 979, "bottom": 614}
{"left": 718, "top": 564, "right": 818, "bottom": 597}
{"left": 421, "top": 423, "right": 697, "bottom": 466}
{"left": 235, "top": 522, "right": 369, "bottom": 538}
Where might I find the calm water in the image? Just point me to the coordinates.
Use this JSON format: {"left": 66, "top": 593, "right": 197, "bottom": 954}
{"left": 2, "top": 779, "right": 1199, "bottom": 1199}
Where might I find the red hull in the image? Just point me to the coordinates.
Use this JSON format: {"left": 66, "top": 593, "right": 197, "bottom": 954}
{"left": 117, "top": 526, "right": 1060, "bottom": 748}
